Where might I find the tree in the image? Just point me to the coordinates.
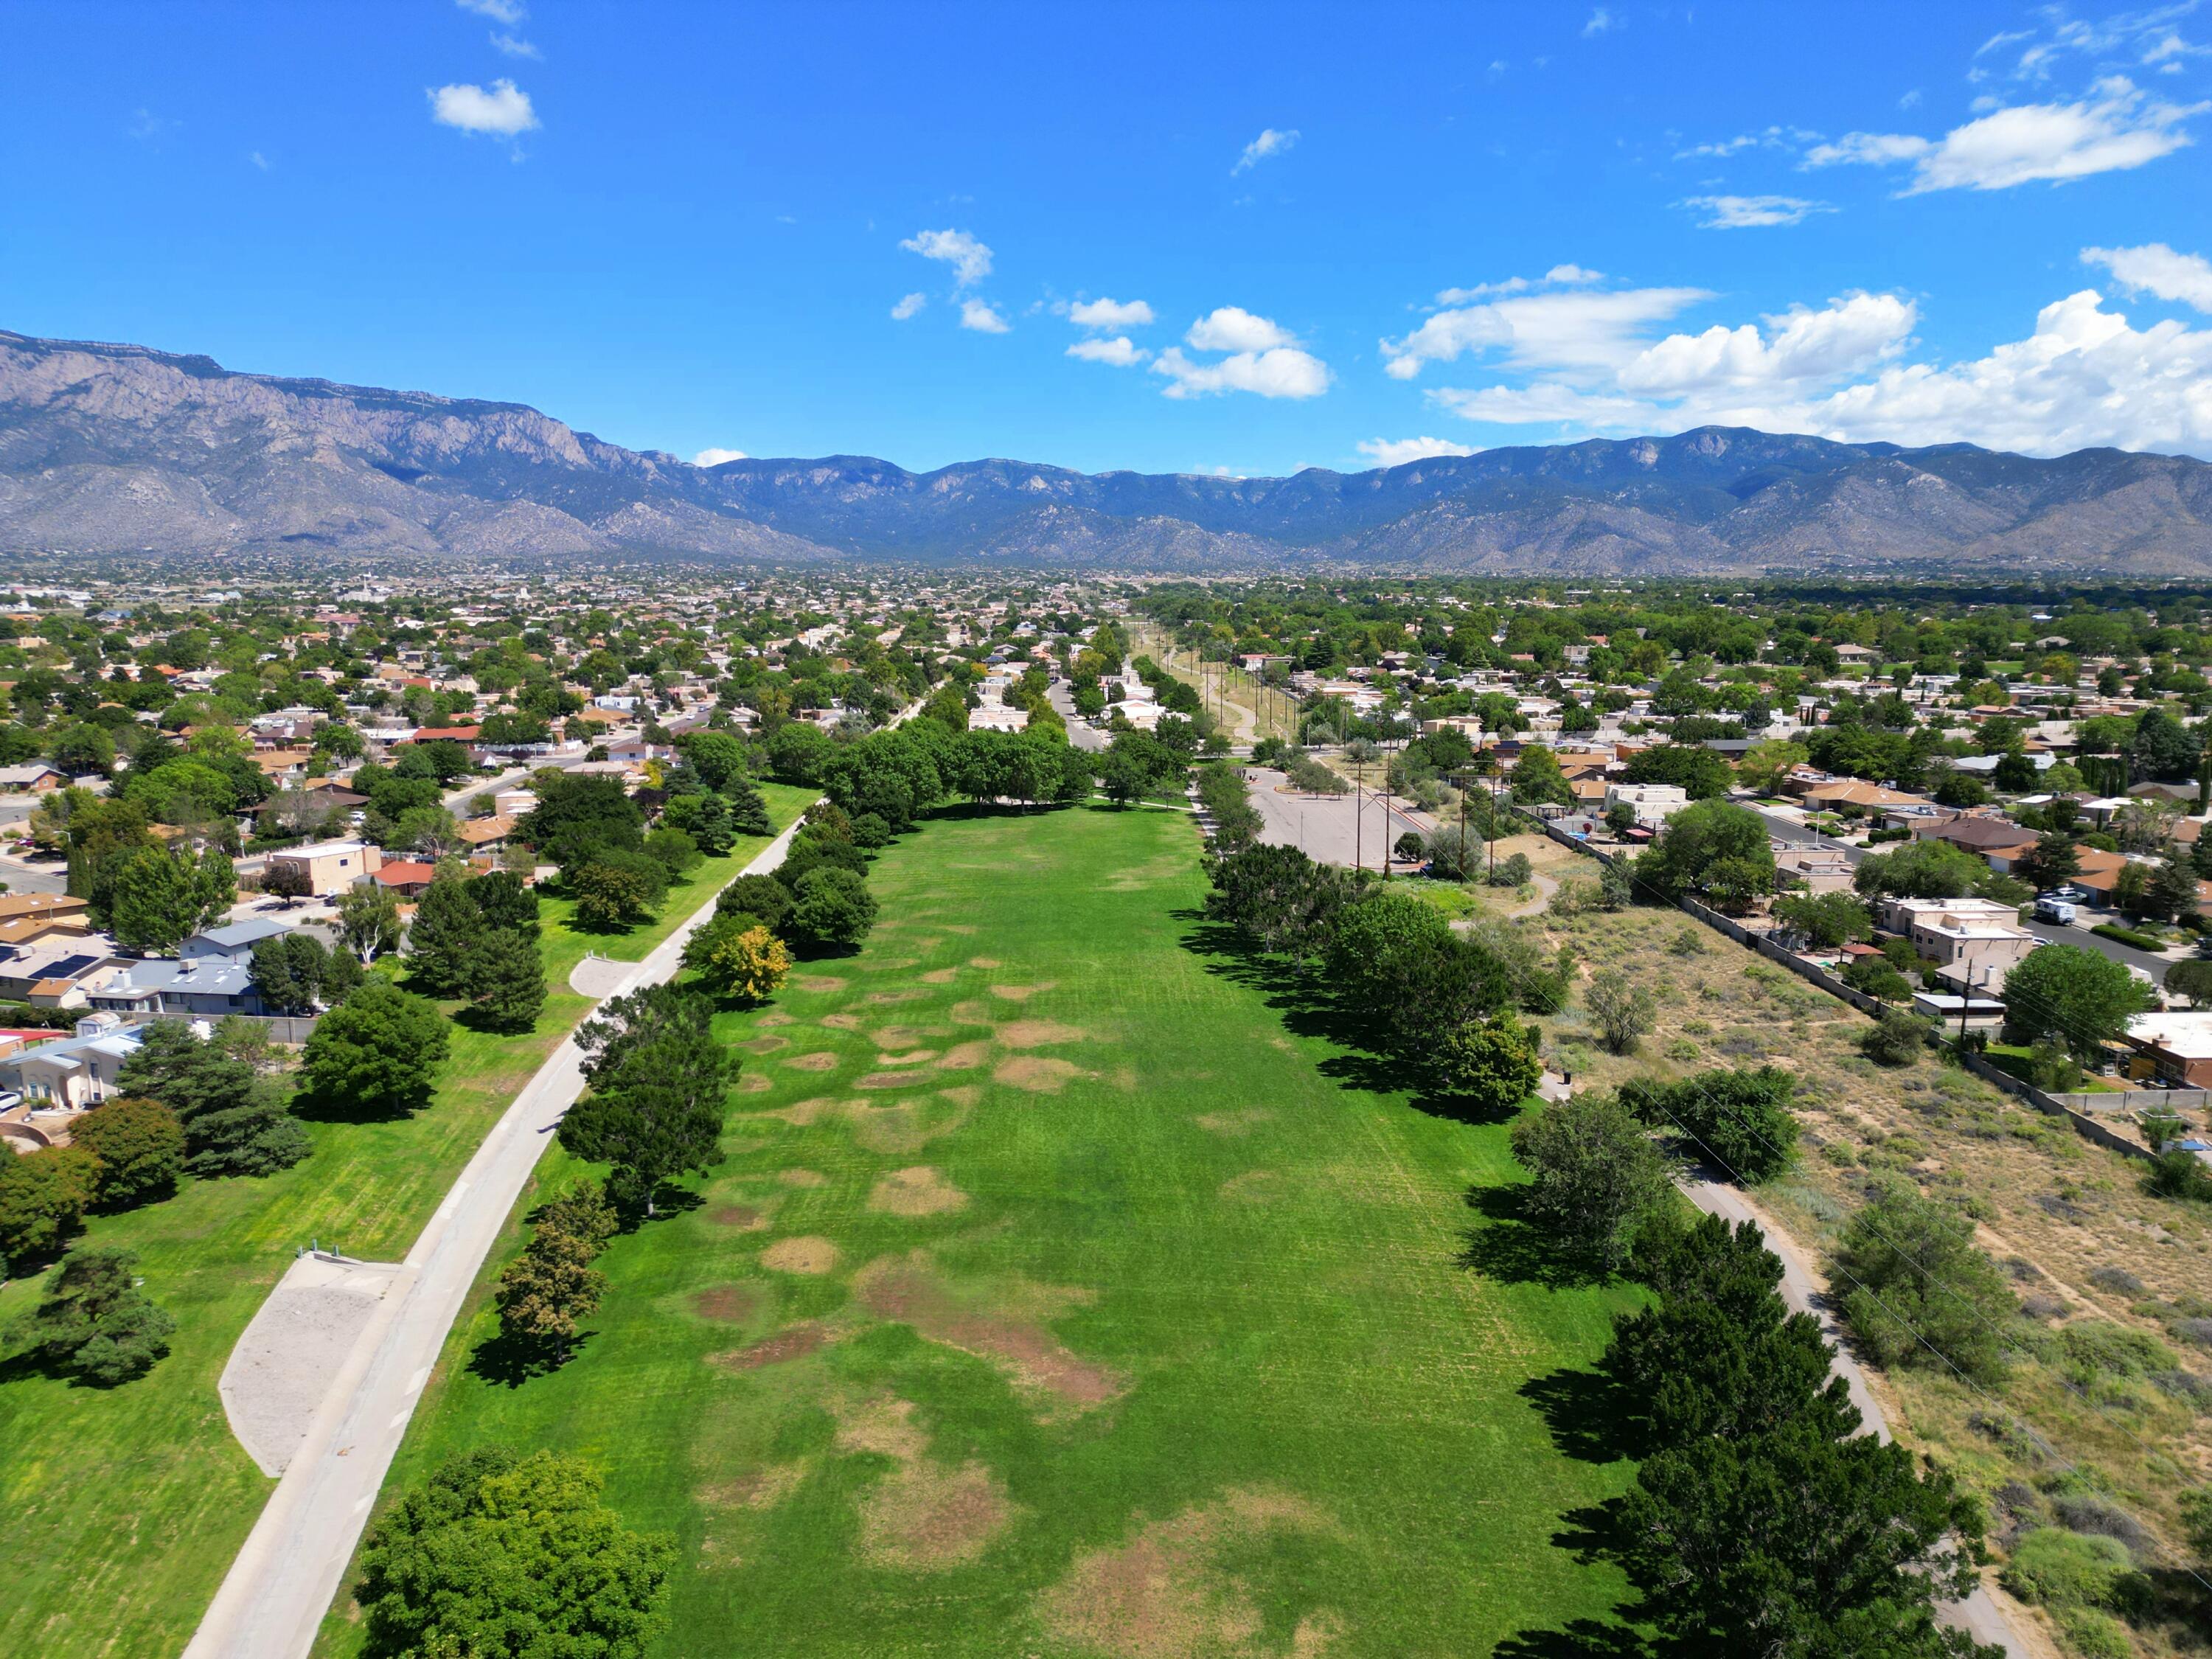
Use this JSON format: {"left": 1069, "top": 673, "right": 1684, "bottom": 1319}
{"left": 1510, "top": 1092, "right": 1674, "bottom": 1270}
{"left": 785, "top": 866, "right": 877, "bottom": 953}
{"left": 1433, "top": 1015, "right": 1543, "bottom": 1117}
{"left": 2014, "top": 831, "right": 2081, "bottom": 891}
{"left": 2132, "top": 706, "right": 2199, "bottom": 778}
{"left": 0, "top": 1145, "right": 97, "bottom": 1272}
{"left": 470, "top": 927, "right": 546, "bottom": 1032}
{"left": 675, "top": 729, "right": 750, "bottom": 793}
{"left": 1622, "top": 1065, "right": 1799, "bottom": 1182}
{"left": 1586, "top": 969, "right": 1657, "bottom": 1054}
{"left": 1203, "top": 844, "right": 1354, "bottom": 963}
{"left": 2145, "top": 855, "right": 2200, "bottom": 924}
{"left": 569, "top": 852, "right": 668, "bottom": 930}
{"left": 1633, "top": 801, "right": 1775, "bottom": 905}
{"left": 250, "top": 931, "right": 330, "bottom": 1015}
{"left": 3, "top": 1246, "right": 176, "bottom": 1385}
{"left": 2164, "top": 957, "right": 2212, "bottom": 1007}
{"left": 1854, "top": 838, "right": 1986, "bottom": 902}
{"left": 723, "top": 776, "right": 774, "bottom": 837}
{"left": 495, "top": 1228, "right": 605, "bottom": 1357}
{"left": 560, "top": 984, "right": 735, "bottom": 1212}
{"left": 642, "top": 825, "right": 702, "bottom": 881}
{"left": 522, "top": 773, "right": 644, "bottom": 865}
{"left": 767, "top": 720, "right": 834, "bottom": 785}
{"left": 261, "top": 859, "right": 313, "bottom": 908}
{"left": 682, "top": 911, "right": 790, "bottom": 1001}
{"left": 71, "top": 1096, "right": 186, "bottom": 1208}
{"left": 406, "top": 864, "right": 482, "bottom": 996}
{"left": 2000, "top": 943, "right": 2157, "bottom": 1062}
{"left": 390, "top": 805, "right": 463, "bottom": 860}
{"left": 718, "top": 874, "right": 793, "bottom": 933}
{"left": 465, "top": 869, "right": 541, "bottom": 938}
{"left": 1329, "top": 891, "right": 1511, "bottom": 1048}
{"left": 1860, "top": 1007, "right": 1930, "bottom": 1067}
{"left": 659, "top": 792, "right": 735, "bottom": 857}
{"left": 352, "top": 1449, "right": 675, "bottom": 1659}
{"left": 1097, "top": 743, "right": 1154, "bottom": 805}
{"left": 1622, "top": 742, "right": 1736, "bottom": 800}
{"left": 301, "top": 981, "right": 451, "bottom": 1117}
{"left": 1510, "top": 743, "right": 1571, "bottom": 807}
{"left": 108, "top": 846, "right": 230, "bottom": 954}
{"left": 116, "top": 1019, "right": 310, "bottom": 1177}
{"left": 1773, "top": 891, "right": 1872, "bottom": 950}
{"left": 1736, "top": 739, "right": 1810, "bottom": 796}
{"left": 1835, "top": 1185, "right": 2016, "bottom": 1383}
{"left": 336, "top": 882, "right": 405, "bottom": 962}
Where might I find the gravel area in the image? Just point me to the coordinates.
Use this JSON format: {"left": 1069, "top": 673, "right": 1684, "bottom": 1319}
{"left": 218, "top": 1255, "right": 403, "bottom": 1478}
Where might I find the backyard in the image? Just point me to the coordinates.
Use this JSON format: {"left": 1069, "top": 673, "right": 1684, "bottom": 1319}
{"left": 315, "top": 802, "right": 1642, "bottom": 1658}
{"left": 0, "top": 782, "right": 815, "bottom": 1659}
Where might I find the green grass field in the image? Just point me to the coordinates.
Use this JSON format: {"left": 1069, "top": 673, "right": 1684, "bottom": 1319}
{"left": 317, "top": 803, "right": 1640, "bottom": 1658}
{"left": 0, "top": 783, "right": 813, "bottom": 1659}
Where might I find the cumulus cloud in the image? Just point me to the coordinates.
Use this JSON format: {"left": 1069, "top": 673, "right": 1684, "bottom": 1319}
{"left": 889, "top": 292, "right": 927, "bottom": 321}
{"left": 900, "top": 227, "right": 992, "bottom": 288}
{"left": 959, "top": 298, "right": 1011, "bottom": 334}
{"left": 1583, "top": 7, "right": 1616, "bottom": 37}
{"left": 1382, "top": 282, "right": 1714, "bottom": 380}
{"left": 1152, "top": 346, "right": 1330, "bottom": 400}
{"left": 428, "top": 78, "right": 539, "bottom": 136}
{"left": 1804, "top": 77, "right": 2204, "bottom": 192}
{"left": 2081, "top": 242, "right": 2212, "bottom": 311}
{"left": 1357, "top": 436, "right": 1478, "bottom": 467}
{"left": 1069, "top": 296, "right": 1155, "bottom": 330}
{"left": 1682, "top": 194, "right": 1834, "bottom": 229}
{"left": 693, "top": 448, "right": 748, "bottom": 467}
{"left": 1232, "top": 128, "right": 1299, "bottom": 174}
{"left": 1067, "top": 336, "right": 1149, "bottom": 366}
{"left": 1186, "top": 306, "right": 1298, "bottom": 352}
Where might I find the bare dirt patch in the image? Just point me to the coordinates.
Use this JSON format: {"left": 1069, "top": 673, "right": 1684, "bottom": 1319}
{"left": 762, "top": 1236, "right": 841, "bottom": 1274}
{"left": 1194, "top": 1109, "right": 1272, "bottom": 1137}
{"left": 988, "top": 982, "right": 1055, "bottom": 1002}
{"left": 706, "top": 1204, "right": 771, "bottom": 1231}
{"left": 796, "top": 975, "right": 846, "bottom": 993}
{"left": 948, "top": 999, "right": 998, "bottom": 1025}
{"left": 773, "top": 1097, "right": 838, "bottom": 1126}
{"left": 1037, "top": 1488, "right": 1342, "bottom": 1659}
{"left": 856, "top": 1253, "right": 1122, "bottom": 1413}
{"left": 873, "top": 1025, "right": 925, "bottom": 1047}
{"left": 934, "top": 1040, "right": 992, "bottom": 1071}
{"left": 693, "top": 1285, "right": 762, "bottom": 1323}
{"left": 857, "top": 1070, "right": 933, "bottom": 1091}
{"left": 820, "top": 1012, "right": 864, "bottom": 1031}
{"left": 1219, "top": 1171, "right": 1281, "bottom": 1204}
{"left": 712, "top": 1321, "right": 835, "bottom": 1371}
{"left": 868, "top": 1166, "right": 970, "bottom": 1218}
{"left": 996, "top": 1019, "right": 1086, "bottom": 1048}
{"left": 995, "top": 1055, "right": 1081, "bottom": 1093}
{"left": 859, "top": 1458, "right": 1014, "bottom": 1571}
{"left": 754, "top": 1011, "right": 796, "bottom": 1028}
{"left": 787, "top": 1051, "right": 841, "bottom": 1072}
{"left": 878, "top": 1049, "right": 938, "bottom": 1067}
{"left": 919, "top": 967, "right": 959, "bottom": 984}
{"left": 779, "top": 1167, "right": 828, "bottom": 1188}
{"left": 968, "top": 956, "right": 1004, "bottom": 970}
{"left": 740, "top": 1034, "right": 790, "bottom": 1054}
{"left": 735, "top": 1073, "right": 773, "bottom": 1093}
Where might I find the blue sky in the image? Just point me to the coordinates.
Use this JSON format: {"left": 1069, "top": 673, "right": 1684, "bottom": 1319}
{"left": 7, "top": 1, "right": 2212, "bottom": 476}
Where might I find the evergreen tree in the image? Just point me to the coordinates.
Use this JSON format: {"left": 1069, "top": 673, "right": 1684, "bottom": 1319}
{"left": 464, "top": 869, "right": 541, "bottom": 938}
{"left": 116, "top": 1020, "right": 309, "bottom": 1178}
{"left": 406, "top": 863, "right": 482, "bottom": 996}
{"left": 495, "top": 1229, "right": 605, "bottom": 1355}
{"left": 560, "top": 984, "right": 735, "bottom": 1212}
{"left": 469, "top": 926, "right": 546, "bottom": 1032}
{"left": 300, "top": 981, "right": 451, "bottom": 1117}
{"left": 3, "top": 1246, "right": 176, "bottom": 1385}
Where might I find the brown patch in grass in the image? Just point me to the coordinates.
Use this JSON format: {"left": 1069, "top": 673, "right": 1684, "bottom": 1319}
{"left": 939, "top": 1084, "right": 983, "bottom": 1107}
{"left": 866, "top": 990, "right": 925, "bottom": 1005}
{"left": 878, "top": 1049, "right": 938, "bottom": 1067}
{"left": 773, "top": 1096, "right": 838, "bottom": 1126}
{"left": 1037, "top": 1488, "right": 1340, "bottom": 1659}
{"left": 735, "top": 1072, "right": 773, "bottom": 1093}
{"left": 997, "top": 1019, "right": 1086, "bottom": 1048}
{"left": 872, "top": 1025, "right": 924, "bottom": 1047}
{"left": 844, "top": 1097, "right": 972, "bottom": 1155}
{"left": 868, "top": 1166, "right": 970, "bottom": 1217}
{"left": 988, "top": 982, "right": 1055, "bottom": 1002}
{"left": 796, "top": 975, "right": 845, "bottom": 992}
{"left": 779, "top": 1168, "right": 828, "bottom": 1188}
{"left": 948, "top": 999, "right": 998, "bottom": 1026}
{"left": 762, "top": 1236, "right": 841, "bottom": 1274}
{"left": 1194, "top": 1109, "right": 1272, "bottom": 1137}
{"left": 692, "top": 1285, "right": 761, "bottom": 1322}
{"left": 934, "top": 1040, "right": 992, "bottom": 1071}
{"left": 995, "top": 1055, "right": 1081, "bottom": 1093}
{"left": 940, "top": 923, "right": 978, "bottom": 935}
{"left": 859, "top": 956, "right": 920, "bottom": 973}
{"left": 856, "top": 1071, "right": 933, "bottom": 1091}
{"left": 1107, "top": 1065, "right": 1138, "bottom": 1091}
{"left": 919, "top": 967, "right": 959, "bottom": 984}
{"left": 787, "top": 1051, "right": 841, "bottom": 1072}
{"left": 1219, "top": 1171, "right": 1280, "bottom": 1203}
{"left": 855, "top": 1253, "right": 1122, "bottom": 1413}
{"left": 712, "top": 1321, "right": 833, "bottom": 1371}
{"left": 858, "top": 1458, "right": 1014, "bottom": 1571}
{"left": 740, "top": 1034, "right": 790, "bottom": 1054}
{"left": 700, "top": 1461, "right": 810, "bottom": 1513}
{"left": 968, "top": 956, "right": 1003, "bottom": 970}
{"left": 707, "top": 1204, "right": 770, "bottom": 1231}
{"left": 820, "top": 1012, "right": 864, "bottom": 1031}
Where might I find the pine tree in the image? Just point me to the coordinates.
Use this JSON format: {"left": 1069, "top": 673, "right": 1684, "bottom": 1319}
{"left": 406, "top": 863, "right": 482, "bottom": 997}
{"left": 469, "top": 926, "right": 546, "bottom": 1033}
{"left": 725, "top": 776, "right": 773, "bottom": 837}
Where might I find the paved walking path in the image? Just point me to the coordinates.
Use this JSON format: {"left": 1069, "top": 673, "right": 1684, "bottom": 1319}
{"left": 183, "top": 812, "right": 814, "bottom": 1659}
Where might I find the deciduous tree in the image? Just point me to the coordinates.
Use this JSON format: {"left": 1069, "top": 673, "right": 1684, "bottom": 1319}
{"left": 70, "top": 1096, "right": 186, "bottom": 1208}
{"left": 300, "top": 981, "right": 450, "bottom": 1117}
{"left": 1509, "top": 1091, "right": 1673, "bottom": 1271}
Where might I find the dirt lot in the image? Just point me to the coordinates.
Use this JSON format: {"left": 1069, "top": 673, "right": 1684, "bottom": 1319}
{"left": 1430, "top": 834, "right": 2212, "bottom": 1659}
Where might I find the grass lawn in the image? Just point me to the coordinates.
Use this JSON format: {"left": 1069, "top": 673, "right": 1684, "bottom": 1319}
{"left": 1979, "top": 1043, "right": 2124, "bottom": 1093}
{"left": 316, "top": 803, "right": 1640, "bottom": 1658}
{"left": 0, "top": 782, "right": 814, "bottom": 1659}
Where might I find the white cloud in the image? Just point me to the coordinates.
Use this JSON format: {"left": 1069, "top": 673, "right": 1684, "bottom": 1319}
{"left": 1069, "top": 296, "right": 1155, "bottom": 330}
{"left": 1612, "top": 293, "right": 1917, "bottom": 396}
{"left": 1682, "top": 193, "right": 1834, "bottom": 229}
{"left": 1583, "top": 7, "right": 1616, "bottom": 37}
{"left": 959, "top": 298, "right": 1011, "bottom": 334}
{"left": 1804, "top": 78, "right": 2204, "bottom": 192}
{"left": 900, "top": 227, "right": 992, "bottom": 288}
{"left": 1152, "top": 346, "right": 1330, "bottom": 400}
{"left": 457, "top": 0, "right": 526, "bottom": 21}
{"left": 248, "top": 150, "right": 269, "bottom": 170}
{"left": 2082, "top": 242, "right": 2212, "bottom": 311}
{"left": 1433, "top": 264, "right": 1604, "bottom": 307}
{"left": 1185, "top": 306, "right": 1297, "bottom": 352}
{"left": 490, "top": 32, "right": 541, "bottom": 58}
{"left": 693, "top": 448, "right": 748, "bottom": 467}
{"left": 428, "top": 78, "right": 539, "bottom": 137}
{"left": 1382, "top": 283, "right": 1713, "bottom": 380}
{"left": 1357, "top": 436, "right": 1478, "bottom": 467}
{"left": 889, "top": 292, "right": 927, "bottom": 321}
{"left": 1067, "top": 336, "right": 1149, "bottom": 366}
{"left": 1232, "top": 127, "right": 1299, "bottom": 175}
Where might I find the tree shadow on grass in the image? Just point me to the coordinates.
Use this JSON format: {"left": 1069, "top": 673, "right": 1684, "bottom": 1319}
{"left": 466, "top": 1326, "right": 597, "bottom": 1388}
{"left": 1490, "top": 1621, "right": 1649, "bottom": 1659}
{"left": 288, "top": 1087, "right": 432, "bottom": 1125}
{"left": 1456, "top": 1183, "right": 1614, "bottom": 1292}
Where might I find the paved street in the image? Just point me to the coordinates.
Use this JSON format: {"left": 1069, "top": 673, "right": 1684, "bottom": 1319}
{"left": 181, "top": 811, "right": 815, "bottom": 1659}
{"left": 1045, "top": 681, "right": 1107, "bottom": 751}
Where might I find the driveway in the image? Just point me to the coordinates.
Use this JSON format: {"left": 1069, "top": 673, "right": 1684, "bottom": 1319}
{"left": 182, "top": 810, "right": 816, "bottom": 1659}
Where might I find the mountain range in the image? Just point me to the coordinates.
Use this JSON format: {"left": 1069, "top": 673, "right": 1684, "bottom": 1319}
{"left": 5, "top": 326, "right": 2212, "bottom": 575}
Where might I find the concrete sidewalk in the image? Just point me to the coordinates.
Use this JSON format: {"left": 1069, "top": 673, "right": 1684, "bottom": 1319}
{"left": 183, "top": 810, "right": 814, "bottom": 1659}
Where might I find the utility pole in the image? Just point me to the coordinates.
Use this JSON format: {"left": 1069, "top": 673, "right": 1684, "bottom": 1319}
{"left": 1354, "top": 753, "right": 1364, "bottom": 875}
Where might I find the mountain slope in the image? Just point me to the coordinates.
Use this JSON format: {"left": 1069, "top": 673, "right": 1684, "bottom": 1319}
{"left": 5, "top": 327, "right": 2211, "bottom": 573}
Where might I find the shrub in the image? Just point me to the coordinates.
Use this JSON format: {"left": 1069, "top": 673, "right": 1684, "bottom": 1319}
{"left": 1999, "top": 1528, "right": 2140, "bottom": 1611}
{"left": 1621, "top": 1066, "right": 1798, "bottom": 1183}
{"left": 1835, "top": 1186, "right": 2014, "bottom": 1382}
{"left": 1859, "top": 1009, "right": 1928, "bottom": 1068}
{"left": 1487, "top": 852, "right": 1533, "bottom": 888}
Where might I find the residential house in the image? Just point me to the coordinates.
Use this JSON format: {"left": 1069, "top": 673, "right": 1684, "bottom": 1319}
{"left": 1601, "top": 782, "right": 1689, "bottom": 827}
{"left": 88, "top": 953, "right": 264, "bottom": 1019}
{"left": 0, "top": 933, "right": 125, "bottom": 1007}
{"left": 1773, "top": 844, "right": 1856, "bottom": 894}
{"left": 1877, "top": 897, "right": 2037, "bottom": 991}
{"left": 0, "top": 893, "right": 91, "bottom": 949}
{"left": 2122, "top": 1009, "right": 2212, "bottom": 1088}
{"left": 1794, "top": 778, "right": 1934, "bottom": 815}
{"left": 373, "top": 859, "right": 438, "bottom": 898}
{"left": 1913, "top": 814, "right": 2039, "bottom": 872}
{"left": 266, "top": 838, "right": 383, "bottom": 897}
{"left": 0, "top": 1013, "right": 144, "bottom": 1109}
{"left": 0, "top": 762, "right": 66, "bottom": 792}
